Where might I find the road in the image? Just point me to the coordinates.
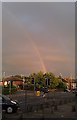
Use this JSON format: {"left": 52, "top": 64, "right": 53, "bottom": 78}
{"left": 8, "top": 90, "right": 76, "bottom": 113}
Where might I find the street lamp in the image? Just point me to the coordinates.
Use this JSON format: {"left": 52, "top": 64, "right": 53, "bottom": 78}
{"left": 8, "top": 81, "right": 11, "bottom": 97}
{"left": 3, "top": 72, "right": 5, "bottom": 78}
{"left": 23, "top": 78, "right": 25, "bottom": 90}
{"left": 21, "top": 74, "right": 25, "bottom": 90}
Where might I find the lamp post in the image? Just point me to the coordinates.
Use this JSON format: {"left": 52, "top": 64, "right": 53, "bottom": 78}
{"left": 23, "top": 78, "right": 25, "bottom": 90}
{"left": 3, "top": 72, "right": 5, "bottom": 78}
{"left": 8, "top": 80, "right": 11, "bottom": 98}
{"left": 21, "top": 74, "right": 25, "bottom": 90}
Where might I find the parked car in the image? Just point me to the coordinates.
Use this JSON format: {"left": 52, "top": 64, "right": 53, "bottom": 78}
{"left": 0, "top": 94, "right": 19, "bottom": 113}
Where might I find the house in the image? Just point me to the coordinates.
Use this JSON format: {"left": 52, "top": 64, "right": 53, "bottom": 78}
{"left": 2, "top": 76, "right": 23, "bottom": 89}
{"left": 62, "top": 77, "right": 77, "bottom": 90}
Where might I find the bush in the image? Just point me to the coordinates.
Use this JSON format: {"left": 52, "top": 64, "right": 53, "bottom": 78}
{"left": 24, "top": 85, "right": 34, "bottom": 90}
{"left": 57, "top": 82, "right": 67, "bottom": 91}
{"left": 2, "top": 87, "right": 9, "bottom": 95}
{"left": 2, "top": 86, "right": 17, "bottom": 95}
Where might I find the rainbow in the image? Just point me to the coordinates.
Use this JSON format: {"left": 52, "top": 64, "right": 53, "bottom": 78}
{"left": 4, "top": 7, "right": 47, "bottom": 73}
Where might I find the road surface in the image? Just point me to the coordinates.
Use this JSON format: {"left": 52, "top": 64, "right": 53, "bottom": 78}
{"left": 8, "top": 90, "right": 76, "bottom": 113}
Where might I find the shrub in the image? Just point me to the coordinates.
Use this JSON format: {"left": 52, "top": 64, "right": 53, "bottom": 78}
{"left": 24, "top": 85, "right": 34, "bottom": 90}
{"left": 2, "top": 86, "right": 17, "bottom": 95}
{"left": 57, "top": 82, "right": 67, "bottom": 91}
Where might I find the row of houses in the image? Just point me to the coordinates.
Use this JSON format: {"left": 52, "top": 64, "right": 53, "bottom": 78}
{"left": 0, "top": 76, "right": 77, "bottom": 90}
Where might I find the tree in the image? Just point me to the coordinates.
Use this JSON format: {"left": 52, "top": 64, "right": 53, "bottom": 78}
{"left": 43, "top": 72, "right": 59, "bottom": 88}
{"left": 35, "top": 71, "right": 44, "bottom": 88}
{"left": 57, "top": 78, "right": 67, "bottom": 90}
{"left": 28, "top": 71, "right": 67, "bottom": 90}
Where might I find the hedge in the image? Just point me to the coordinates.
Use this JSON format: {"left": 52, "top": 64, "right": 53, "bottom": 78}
{"left": 2, "top": 86, "right": 17, "bottom": 95}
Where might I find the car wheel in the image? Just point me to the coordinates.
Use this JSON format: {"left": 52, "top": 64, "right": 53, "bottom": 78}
{"left": 6, "top": 107, "right": 13, "bottom": 113}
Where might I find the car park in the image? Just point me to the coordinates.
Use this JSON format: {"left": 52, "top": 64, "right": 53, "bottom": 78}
{"left": 0, "top": 94, "right": 19, "bottom": 113}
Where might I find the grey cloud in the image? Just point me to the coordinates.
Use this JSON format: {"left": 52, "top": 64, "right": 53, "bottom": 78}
{"left": 2, "top": 2, "right": 75, "bottom": 77}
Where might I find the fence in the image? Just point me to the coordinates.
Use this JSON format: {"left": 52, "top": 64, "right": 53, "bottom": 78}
{"left": 24, "top": 97, "right": 75, "bottom": 114}
{"left": 2, "top": 90, "right": 77, "bottom": 119}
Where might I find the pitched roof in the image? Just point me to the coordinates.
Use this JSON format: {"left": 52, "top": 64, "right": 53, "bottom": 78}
{"left": 63, "top": 78, "right": 77, "bottom": 83}
{"left": 2, "top": 76, "right": 23, "bottom": 81}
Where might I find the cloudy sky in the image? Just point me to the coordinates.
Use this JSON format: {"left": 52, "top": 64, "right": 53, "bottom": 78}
{"left": 2, "top": 2, "right": 75, "bottom": 77}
